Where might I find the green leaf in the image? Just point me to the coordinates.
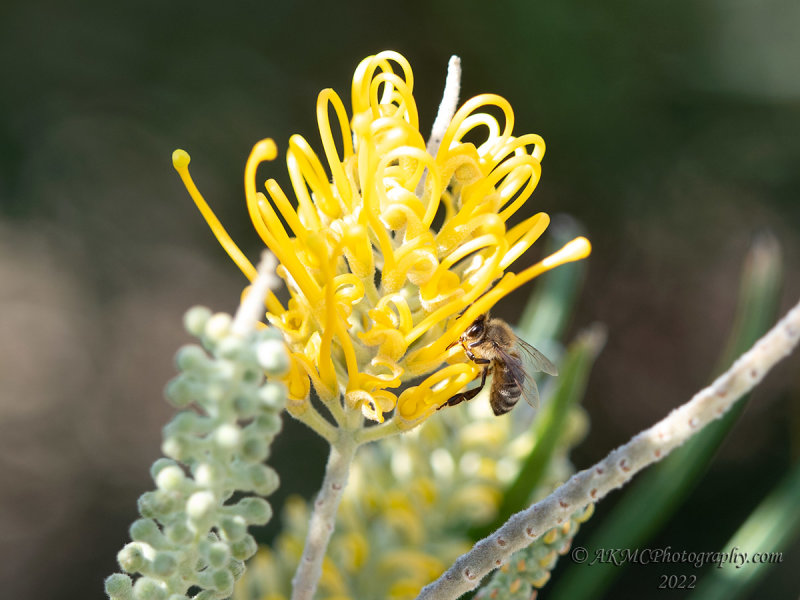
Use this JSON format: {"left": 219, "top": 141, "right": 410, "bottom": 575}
{"left": 689, "top": 457, "right": 800, "bottom": 600}
{"left": 547, "top": 233, "right": 783, "bottom": 600}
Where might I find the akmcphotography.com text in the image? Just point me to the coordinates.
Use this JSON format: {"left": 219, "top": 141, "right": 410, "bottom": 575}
{"left": 568, "top": 546, "right": 783, "bottom": 569}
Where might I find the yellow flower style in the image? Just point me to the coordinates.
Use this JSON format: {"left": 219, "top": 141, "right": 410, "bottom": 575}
{"left": 172, "top": 51, "right": 590, "bottom": 430}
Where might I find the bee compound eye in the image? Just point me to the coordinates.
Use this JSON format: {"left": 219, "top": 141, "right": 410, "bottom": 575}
{"left": 467, "top": 322, "right": 483, "bottom": 337}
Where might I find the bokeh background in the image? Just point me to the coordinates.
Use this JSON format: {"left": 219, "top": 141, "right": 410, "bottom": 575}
{"left": 1, "top": 1, "right": 799, "bottom": 598}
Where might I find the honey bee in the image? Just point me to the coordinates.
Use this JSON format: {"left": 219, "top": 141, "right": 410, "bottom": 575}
{"left": 439, "top": 313, "right": 558, "bottom": 415}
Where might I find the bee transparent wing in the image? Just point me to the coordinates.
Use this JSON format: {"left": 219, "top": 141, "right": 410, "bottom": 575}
{"left": 516, "top": 338, "right": 558, "bottom": 376}
{"left": 519, "top": 371, "right": 541, "bottom": 411}
{"left": 493, "top": 343, "right": 542, "bottom": 411}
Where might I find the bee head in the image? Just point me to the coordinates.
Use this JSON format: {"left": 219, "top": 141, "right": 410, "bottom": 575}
{"left": 463, "top": 313, "right": 487, "bottom": 342}
{"left": 447, "top": 313, "right": 488, "bottom": 351}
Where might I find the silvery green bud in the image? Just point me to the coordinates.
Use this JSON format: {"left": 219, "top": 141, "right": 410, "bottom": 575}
{"left": 241, "top": 436, "right": 269, "bottom": 462}
{"left": 151, "top": 552, "right": 177, "bottom": 577}
{"left": 203, "top": 313, "right": 232, "bottom": 344}
{"left": 117, "top": 543, "right": 147, "bottom": 573}
{"left": 211, "top": 568, "right": 234, "bottom": 593}
{"left": 137, "top": 491, "right": 176, "bottom": 519}
{"left": 230, "top": 534, "right": 258, "bottom": 560}
{"left": 255, "top": 339, "right": 289, "bottom": 375}
{"left": 235, "top": 497, "right": 272, "bottom": 525}
{"left": 130, "top": 519, "right": 164, "bottom": 548}
{"left": 175, "top": 345, "right": 210, "bottom": 372}
{"left": 213, "top": 423, "right": 241, "bottom": 451}
{"left": 132, "top": 577, "right": 167, "bottom": 600}
{"left": 163, "top": 519, "right": 192, "bottom": 545}
{"left": 163, "top": 377, "right": 193, "bottom": 407}
{"left": 105, "top": 573, "right": 133, "bottom": 600}
{"left": 247, "top": 464, "right": 280, "bottom": 496}
{"left": 186, "top": 491, "right": 216, "bottom": 524}
{"left": 206, "top": 542, "right": 231, "bottom": 568}
{"left": 154, "top": 466, "right": 188, "bottom": 493}
{"left": 219, "top": 515, "right": 247, "bottom": 542}
{"left": 183, "top": 306, "right": 212, "bottom": 337}
{"left": 252, "top": 413, "right": 281, "bottom": 436}
{"left": 258, "top": 382, "right": 287, "bottom": 412}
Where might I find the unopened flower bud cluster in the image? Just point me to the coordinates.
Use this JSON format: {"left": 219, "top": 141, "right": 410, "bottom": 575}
{"left": 476, "top": 504, "right": 594, "bottom": 600}
{"left": 105, "top": 306, "right": 288, "bottom": 600}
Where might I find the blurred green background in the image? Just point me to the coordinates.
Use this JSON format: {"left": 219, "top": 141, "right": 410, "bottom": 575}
{"left": 1, "top": 1, "right": 798, "bottom": 598}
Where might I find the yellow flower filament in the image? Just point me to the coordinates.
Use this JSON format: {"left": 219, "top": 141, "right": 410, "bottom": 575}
{"left": 288, "top": 134, "right": 340, "bottom": 218}
{"left": 438, "top": 94, "right": 514, "bottom": 161}
{"left": 352, "top": 120, "right": 397, "bottom": 276}
{"left": 307, "top": 233, "right": 341, "bottom": 392}
{"left": 171, "top": 149, "right": 284, "bottom": 316}
{"left": 264, "top": 179, "right": 309, "bottom": 242}
{"left": 376, "top": 147, "right": 442, "bottom": 230}
{"left": 316, "top": 89, "right": 354, "bottom": 210}
{"left": 172, "top": 51, "right": 591, "bottom": 427}
{"left": 396, "top": 362, "right": 481, "bottom": 423}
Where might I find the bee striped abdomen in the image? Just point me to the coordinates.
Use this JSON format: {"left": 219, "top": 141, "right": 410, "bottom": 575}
{"left": 489, "top": 362, "right": 522, "bottom": 415}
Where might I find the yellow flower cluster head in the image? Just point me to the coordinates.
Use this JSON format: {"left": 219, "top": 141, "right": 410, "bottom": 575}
{"left": 172, "top": 50, "right": 590, "bottom": 428}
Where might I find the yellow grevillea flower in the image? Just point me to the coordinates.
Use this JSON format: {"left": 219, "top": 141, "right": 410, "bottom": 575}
{"left": 172, "top": 51, "right": 590, "bottom": 427}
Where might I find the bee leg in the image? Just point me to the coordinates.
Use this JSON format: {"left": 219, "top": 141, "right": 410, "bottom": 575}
{"left": 438, "top": 367, "right": 489, "bottom": 410}
{"left": 464, "top": 350, "right": 490, "bottom": 364}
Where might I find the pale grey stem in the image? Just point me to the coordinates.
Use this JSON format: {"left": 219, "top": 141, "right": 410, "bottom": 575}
{"left": 290, "top": 436, "right": 358, "bottom": 600}
{"left": 232, "top": 250, "right": 279, "bottom": 335}
{"left": 417, "top": 55, "right": 461, "bottom": 197}
{"left": 416, "top": 296, "right": 800, "bottom": 600}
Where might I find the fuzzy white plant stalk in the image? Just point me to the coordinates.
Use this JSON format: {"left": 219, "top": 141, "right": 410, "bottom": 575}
{"left": 416, "top": 55, "right": 461, "bottom": 197}
{"left": 232, "top": 251, "right": 280, "bottom": 335}
{"left": 416, "top": 296, "right": 800, "bottom": 600}
{"left": 427, "top": 55, "right": 461, "bottom": 158}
